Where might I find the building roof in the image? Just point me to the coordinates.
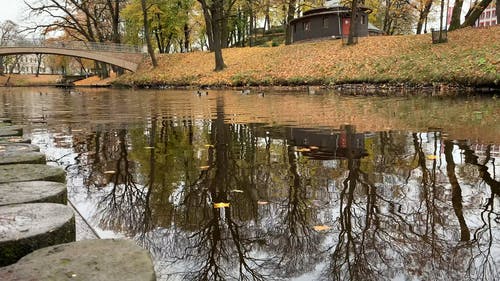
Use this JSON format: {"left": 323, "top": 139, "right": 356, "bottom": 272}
{"left": 290, "top": 6, "right": 373, "bottom": 25}
{"left": 368, "top": 22, "right": 382, "bottom": 32}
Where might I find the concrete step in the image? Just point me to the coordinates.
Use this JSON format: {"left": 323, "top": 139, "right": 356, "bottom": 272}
{"left": 0, "top": 164, "right": 66, "bottom": 184}
{"left": 0, "top": 239, "right": 156, "bottom": 281}
{"left": 0, "top": 143, "right": 45, "bottom": 165}
{"left": 0, "top": 126, "right": 23, "bottom": 137}
{"left": 0, "top": 203, "right": 75, "bottom": 266}
{"left": 0, "top": 181, "right": 67, "bottom": 206}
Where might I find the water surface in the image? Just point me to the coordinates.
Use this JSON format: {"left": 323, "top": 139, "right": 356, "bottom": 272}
{"left": 1, "top": 87, "right": 499, "bottom": 280}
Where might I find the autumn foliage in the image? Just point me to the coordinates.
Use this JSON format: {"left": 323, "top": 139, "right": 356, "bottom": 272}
{"left": 117, "top": 26, "right": 500, "bottom": 87}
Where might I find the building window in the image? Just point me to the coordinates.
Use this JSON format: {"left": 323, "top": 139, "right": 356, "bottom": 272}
{"left": 303, "top": 22, "right": 311, "bottom": 31}
{"left": 323, "top": 17, "right": 329, "bottom": 28}
{"left": 486, "top": 11, "right": 490, "bottom": 18}
{"left": 293, "top": 24, "right": 296, "bottom": 33}
{"left": 361, "top": 15, "right": 365, "bottom": 24}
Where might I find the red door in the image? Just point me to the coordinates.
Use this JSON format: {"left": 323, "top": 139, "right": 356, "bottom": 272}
{"left": 342, "top": 18, "right": 350, "bottom": 36}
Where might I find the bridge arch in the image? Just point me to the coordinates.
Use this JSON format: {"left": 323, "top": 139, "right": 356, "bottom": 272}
{"left": 0, "top": 41, "right": 144, "bottom": 72}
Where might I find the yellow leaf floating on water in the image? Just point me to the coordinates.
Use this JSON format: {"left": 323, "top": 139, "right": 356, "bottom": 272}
{"left": 231, "top": 189, "right": 244, "bottom": 193}
{"left": 214, "top": 202, "right": 230, "bottom": 208}
{"left": 257, "top": 201, "right": 269, "bottom": 205}
{"left": 200, "top": 165, "right": 210, "bottom": 170}
{"left": 104, "top": 170, "right": 116, "bottom": 174}
{"left": 296, "top": 148, "right": 311, "bottom": 152}
{"left": 426, "top": 155, "right": 438, "bottom": 160}
{"left": 313, "top": 225, "right": 331, "bottom": 232}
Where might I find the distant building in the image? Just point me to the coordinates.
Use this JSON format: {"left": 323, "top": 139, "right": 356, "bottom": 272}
{"left": 446, "top": 3, "right": 497, "bottom": 29}
{"left": 3, "top": 54, "right": 52, "bottom": 74}
{"left": 475, "top": 3, "right": 497, "bottom": 27}
{"left": 289, "top": 0, "right": 380, "bottom": 44}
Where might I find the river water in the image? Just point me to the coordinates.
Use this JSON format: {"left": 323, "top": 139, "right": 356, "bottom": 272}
{"left": 1, "top": 87, "right": 499, "bottom": 280}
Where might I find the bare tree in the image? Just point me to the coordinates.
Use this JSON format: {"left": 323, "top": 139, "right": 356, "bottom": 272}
{"left": 0, "top": 20, "right": 21, "bottom": 75}
{"left": 197, "top": 0, "right": 238, "bottom": 71}
{"left": 140, "top": 0, "right": 157, "bottom": 67}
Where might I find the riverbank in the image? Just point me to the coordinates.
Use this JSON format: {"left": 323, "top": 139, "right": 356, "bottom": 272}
{"left": 116, "top": 26, "right": 499, "bottom": 89}
{"left": 0, "top": 75, "right": 60, "bottom": 86}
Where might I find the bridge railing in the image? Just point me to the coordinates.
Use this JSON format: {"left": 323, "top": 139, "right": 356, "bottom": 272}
{"left": 3, "top": 39, "right": 143, "bottom": 53}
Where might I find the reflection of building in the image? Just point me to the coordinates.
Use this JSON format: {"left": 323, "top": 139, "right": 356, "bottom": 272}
{"left": 3, "top": 54, "right": 52, "bottom": 74}
{"left": 289, "top": 0, "right": 380, "bottom": 44}
{"left": 286, "top": 125, "right": 368, "bottom": 160}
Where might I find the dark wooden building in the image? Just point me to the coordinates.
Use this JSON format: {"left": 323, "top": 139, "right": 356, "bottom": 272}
{"left": 289, "top": 5, "right": 373, "bottom": 43}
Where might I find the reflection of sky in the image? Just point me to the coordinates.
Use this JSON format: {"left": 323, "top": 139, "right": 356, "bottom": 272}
{"left": 3, "top": 88, "right": 499, "bottom": 280}
{"left": 30, "top": 124, "right": 499, "bottom": 280}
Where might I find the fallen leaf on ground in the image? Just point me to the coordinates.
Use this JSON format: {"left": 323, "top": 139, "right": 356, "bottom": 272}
{"left": 257, "top": 201, "right": 269, "bottom": 205}
{"left": 200, "top": 166, "right": 210, "bottom": 170}
{"left": 104, "top": 170, "right": 116, "bottom": 174}
{"left": 426, "top": 155, "right": 438, "bottom": 160}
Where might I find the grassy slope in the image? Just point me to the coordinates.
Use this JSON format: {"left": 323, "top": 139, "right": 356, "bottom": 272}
{"left": 117, "top": 26, "right": 499, "bottom": 87}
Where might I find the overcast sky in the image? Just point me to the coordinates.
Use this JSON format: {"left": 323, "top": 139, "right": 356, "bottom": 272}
{"left": 0, "top": 0, "right": 26, "bottom": 23}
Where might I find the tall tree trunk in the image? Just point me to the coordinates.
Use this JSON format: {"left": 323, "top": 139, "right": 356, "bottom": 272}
{"left": 212, "top": 0, "right": 226, "bottom": 71}
{"left": 497, "top": 0, "right": 500, "bottom": 23}
{"left": 285, "top": 0, "right": 297, "bottom": 44}
{"left": 35, "top": 54, "right": 42, "bottom": 77}
{"left": 347, "top": 0, "right": 358, "bottom": 45}
{"left": 416, "top": 0, "right": 433, "bottom": 34}
{"left": 461, "top": 0, "right": 493, "bottom": 27}
{"left": 184, "top": 23, "right": 190, "bottom": 52}
{"left": 448, "top": 0, "right": 464, "bottom": 30}
{"left": 264, "top": 0, "right": 271, "bottom": 31}
{"left": 439, "top": 0, "right": 445, "bottom": 41}
{"left": 0, "top": 56, "right": 5, "bottom": 76}
{"left": 141, "top": 0, "right": 157, "bottom": 67}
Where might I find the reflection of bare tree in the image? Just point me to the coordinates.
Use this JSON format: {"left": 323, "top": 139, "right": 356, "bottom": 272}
{"left": 457, "top": 142, "right": 500, "bottom": 280}
{"left": 324, "top": 127, "right": 383, "bottom": 281}
{"left": 265, "top": 143, "right": 323, "bottom": 278}
{"left": 166, "top": 96, "right": 274, "bottom": 281}
{"left": 444, "top": 140, "right": 470, "bottom": 241}
{"left": 97, "top": 129, "right": 151, "bottom": 235}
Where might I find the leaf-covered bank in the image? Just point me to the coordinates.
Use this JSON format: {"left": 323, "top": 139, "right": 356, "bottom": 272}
{"left": 117, "top": 26, "right": 499, "bottom": 88}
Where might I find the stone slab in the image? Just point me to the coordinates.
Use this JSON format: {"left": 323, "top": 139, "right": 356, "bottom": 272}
{"left": 0, "top": 181, "right": 67, "bottom": 206}
{"left": 0, "top": 151, "right": 46, "bottom": 165}
{"left": 0, "top": 143, "right": 40, "bottom": 153}
{"left": 0, "top": 203, "right": 75, "bottom": 266}
{"left": 0, "top": 126, "right": 23, "bottom": 137}
{"left": 0, "top": 239, "right": 156, "bottom": 281}
{"left": 0, "top": 137, "right": 31, "bottom": 144}
{"left": 0, "top": 164, "right": 66, "bottom": 184}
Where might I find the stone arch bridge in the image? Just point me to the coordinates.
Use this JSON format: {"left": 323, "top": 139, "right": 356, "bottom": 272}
{"left": 0, "top": 40, "right": 145, "bottom": 72}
